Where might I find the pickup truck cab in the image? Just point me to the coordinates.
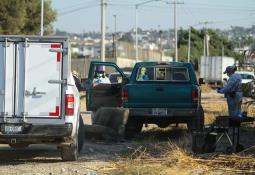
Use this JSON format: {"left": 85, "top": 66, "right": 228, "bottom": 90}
{"left": 86, "top": 61, "right": 204, "bottom": 137}
{"left": 0, "top": 36, "right": 84, "bottom": 161}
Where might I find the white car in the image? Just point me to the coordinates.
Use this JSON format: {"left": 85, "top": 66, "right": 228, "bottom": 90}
{"left": 236, "top": 71, "right": 255, "bottom": 97}
{"left": 236, "top": 71, "right": 255, "bottom": 84}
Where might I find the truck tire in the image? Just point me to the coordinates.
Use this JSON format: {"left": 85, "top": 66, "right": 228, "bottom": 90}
{"left": 124, "top": 117, "right": 143, "bottom": 139}
{"left": 61, "top": 115, "right": 84, "bottom": 161}
{"left": 187, "top": 105, "right": 204, "bottom": 131}
{"left": 61, "top": 134, "right": 78, "bottom": 161}
{"left": 91, "top": 111, "right": 96, "bottom": 125}
{"left": 78, "top": 115, "right": 85, "bottom": 152}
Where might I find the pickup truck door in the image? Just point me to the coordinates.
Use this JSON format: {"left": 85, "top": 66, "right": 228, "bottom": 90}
{"left": 85, "top": 61, "right": 127, "bottom": 111}
{"left": 0, "top": 42, "right": 15, "bottom": 117}
{"left": 0, "top": 41, "right": 63, "bottom": 120}
{"left": 17, "top": 43, "right": 62, "bottom": 118}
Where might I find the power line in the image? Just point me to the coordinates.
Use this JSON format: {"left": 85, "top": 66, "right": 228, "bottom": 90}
{"left": 57, "top": 0, "right": 99, "bottom": 12}
{"left": 59, "top": 4, "right": 100, "bottom": 16}
{"left": 187, "top": 2, "right": 255, "bottom": 10}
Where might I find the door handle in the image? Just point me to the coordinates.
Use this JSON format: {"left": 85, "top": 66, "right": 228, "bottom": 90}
{"left": 25, "top": 87, "right": 46, "bottom": 97}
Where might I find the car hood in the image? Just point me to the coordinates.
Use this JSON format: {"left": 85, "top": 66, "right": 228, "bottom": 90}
{"left": 242, "top": 79, "right": 253, "bottom": 84}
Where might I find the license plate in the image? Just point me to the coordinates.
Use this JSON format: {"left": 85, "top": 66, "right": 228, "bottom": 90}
{"left": 152, "top": 108, "right": 167, "bottom": 116}
{"left": 4, "top": 125, "right": 22, "bottom": 133}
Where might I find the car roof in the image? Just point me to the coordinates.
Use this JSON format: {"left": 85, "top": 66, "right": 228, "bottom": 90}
{"left": 236, "top": 71, "right": 254, "bottom": 76}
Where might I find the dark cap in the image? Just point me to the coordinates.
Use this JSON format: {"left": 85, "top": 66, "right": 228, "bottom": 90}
{"left": 223, "top": 65, "right": 235, "bottom": 74}
{"left": 96, "top": 66, "right": 105, "bottom": 72}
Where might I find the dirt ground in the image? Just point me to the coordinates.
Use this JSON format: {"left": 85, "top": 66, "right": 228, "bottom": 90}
{"left": 1, "top": 91, "right": 255, "bottom": 175}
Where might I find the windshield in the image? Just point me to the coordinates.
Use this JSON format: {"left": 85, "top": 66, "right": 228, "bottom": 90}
{"left": 240, "top": 74, "right": 254, "bottom": 80}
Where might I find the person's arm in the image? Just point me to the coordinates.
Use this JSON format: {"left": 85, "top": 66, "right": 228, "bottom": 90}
{"left": 105, "top": 77, "right": 111, "bottom": 84}
{"left": 219, "top": 77, "right": 235, "bottom": 94}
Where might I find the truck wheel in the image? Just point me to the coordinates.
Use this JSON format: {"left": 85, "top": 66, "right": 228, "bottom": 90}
{"left": 124, "top": 117, "right": 143, "bottom": 139}
{"left": 187, "top": 105, "right": 204, "bottom": 131}
{"left": 78, "top": 115, "right": 85, "bottom": 152}
{"left": 61, "top": 135, "right": 78, "bottom": 161}
{"left": 91, "top": 111, "right": 96, "bottom": 124}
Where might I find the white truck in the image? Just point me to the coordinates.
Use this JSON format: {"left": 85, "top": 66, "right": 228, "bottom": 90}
{"left": 200, "top": 56, "right": 235, "bottom": 85}
{"left": 0, "top": 35, "right": 84, "bottom": 161}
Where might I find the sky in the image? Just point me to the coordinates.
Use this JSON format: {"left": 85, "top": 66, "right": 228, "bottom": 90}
{"left": 51, "top": 0, "right": 255, "bottom": 33}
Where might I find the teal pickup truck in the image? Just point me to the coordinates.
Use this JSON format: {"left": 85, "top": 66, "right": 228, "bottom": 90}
{"left": 85, "top": 61, "right": 204, "bottom": 137}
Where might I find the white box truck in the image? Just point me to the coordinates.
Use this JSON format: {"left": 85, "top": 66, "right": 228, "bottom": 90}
{"left": 0, "top": 35, "right": 84, "bottom": 161}
{"left": 200, "top": 56, "right": 235, "bottom": 84}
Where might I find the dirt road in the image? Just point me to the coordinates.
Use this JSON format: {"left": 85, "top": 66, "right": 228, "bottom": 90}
{"left": 1, "top": 91, "right": 255, "bottom": 175}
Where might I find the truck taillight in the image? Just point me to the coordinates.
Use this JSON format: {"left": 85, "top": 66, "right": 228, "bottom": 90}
{"left": 121, "top": 88, "right": 128, "bottom": 102}
{"left": 192, "top": 89, "right": 199, "bottom": 102}
{"left": 65, "top": 94, "right": 74, "bottom": 116}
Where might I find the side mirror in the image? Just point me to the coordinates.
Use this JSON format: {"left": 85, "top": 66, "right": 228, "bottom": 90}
{"left": 198, "top": 78, "right": 205, "bottom": 85}
{"left": 82, "top": 79, "right": 92, "bottom": 90}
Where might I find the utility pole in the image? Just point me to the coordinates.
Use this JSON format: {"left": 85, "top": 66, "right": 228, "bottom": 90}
{"left": 188, "top": 26, "right": 191, "bottom": 63}
{"left": 40, "top": 0, "right": 44, "bottom": 36}
{"left": 135, "top": 0, "right": 161, "bottom": 62}
{"left": 201, "top": 21, "right": 213, "bottom": 57}
{"left": 166, "top": 1, "right": 184, "bottom": 62}
{"left": 135, "top": 5, "right": 138, "bottom": 62}
{"left": 187, "top": 23, "right": 202, "bottom": 63}
{"left": 174, "top": 1, "right": 177, "bottom": 61}
{"left": 113, "top": 14, "right": 117, "bottom": 60}
{"left": 101, "top": 0, "right": 107, "bottom": 61}
{"left": 222, "top": 45, "right": 224, "bottom": 57}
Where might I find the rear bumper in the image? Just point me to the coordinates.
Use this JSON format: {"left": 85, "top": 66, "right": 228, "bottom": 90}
{"left": 0, "top": 123, "right": 73, "bottom": 144}
{"left": 129, "top": 108, "right": 197, "bottom": 118}
{"left": 129, "top": 108, "right": 198, "bottom": 125}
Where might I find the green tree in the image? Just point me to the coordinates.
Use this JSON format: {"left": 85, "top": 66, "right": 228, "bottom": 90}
{"left": 0, "top": 0, "right": 56, "bottom": 35}
{"left": 177, "top": 28, "right": 242, "bottom": 62}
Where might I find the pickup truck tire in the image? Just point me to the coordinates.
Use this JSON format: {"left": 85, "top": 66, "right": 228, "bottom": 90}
{"left": 78, "top": 115, "right": 85, "bottom": 152}
{"left": 187, "top": 105, "right": 204, "bottom": 131}
{"left": 124, "top": 117, "right": 143, "bottom": 139}
{"left": 61, "top": 115, "right": 84, "bottom": 161}
{"left": 91, "top": 111, "right": 96, "bottom": 124}
{"left": 61, "top": 134, "right": 78, "bottom": 161}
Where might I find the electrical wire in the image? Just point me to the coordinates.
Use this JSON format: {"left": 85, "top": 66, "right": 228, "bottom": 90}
{"left": 59, "top": 4, "right": 100, "bottom": 16}
{"left": 57, "top": 0, "right": 100, "bottom": 12}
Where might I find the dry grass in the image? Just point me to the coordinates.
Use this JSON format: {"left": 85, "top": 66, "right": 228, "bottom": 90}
{"left": 202, "top": 101, "right": 228, "bottom": 125}
{"left": 106, "top": 140, "right": 211, "bottom": 175}
{"left": 81, "top": 91, "right": 255, "bottom": 174}
{"left": 200, "top": 84, "right": 213, "bottom": 93}
{"left": 102, "top": 94, "right": 255, "bottom": 175}
{"left": 100, "top": 138, "right": 255, "bottom": 175}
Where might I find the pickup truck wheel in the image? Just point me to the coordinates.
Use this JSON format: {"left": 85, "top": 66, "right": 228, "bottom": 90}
{"left": 78, "top": 115, "right": 85, "bottom": 152}
{"left": 124, "top": 117, "right": 143, "bottom": 139}
{"left": 187, "top": 106, "right": 204, "bottom": 131}
{"left": 61, "top": 135, "right": 78, "bottom": 161}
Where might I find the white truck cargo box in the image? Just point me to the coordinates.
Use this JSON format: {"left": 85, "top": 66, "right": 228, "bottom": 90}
{"left": 0, "top": 35, "right": 84, "bottom": 161}
{"left": 200, "top": 56, "right": 235, "bottom": 83}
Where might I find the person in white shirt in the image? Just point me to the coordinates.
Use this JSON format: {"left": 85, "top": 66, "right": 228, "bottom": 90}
{"left": 93, "top": 66, "right": 111, "bottom": 86}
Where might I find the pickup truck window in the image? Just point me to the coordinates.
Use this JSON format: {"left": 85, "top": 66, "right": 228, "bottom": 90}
{"left": 136, "top": 66, "right": 190, "bottom": 82}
